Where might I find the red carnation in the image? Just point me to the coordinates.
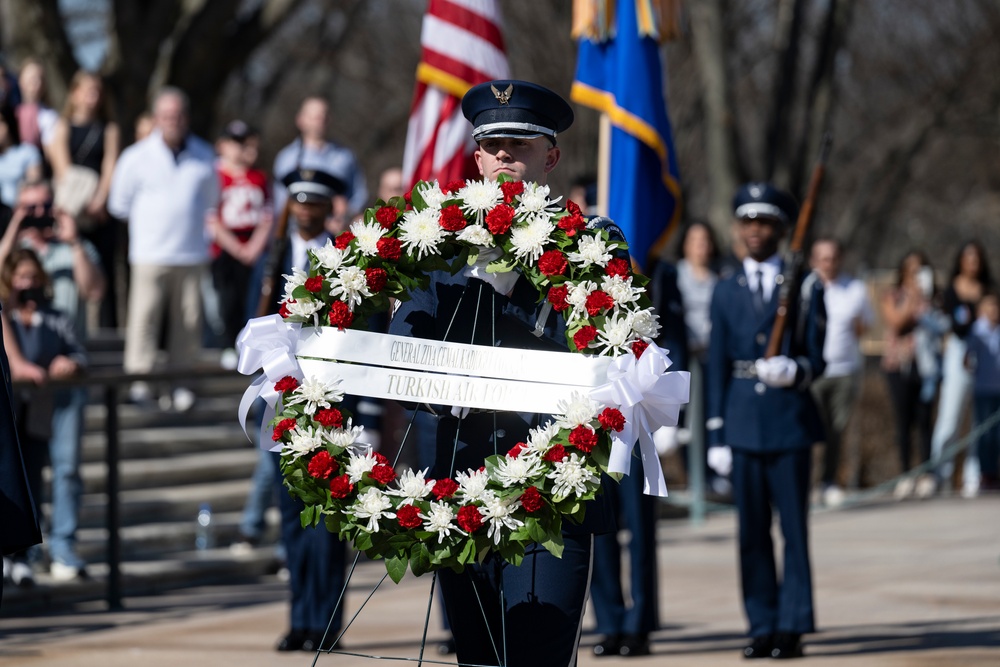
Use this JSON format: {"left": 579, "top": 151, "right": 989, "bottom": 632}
{"left": 574, "top": 326, "right": 598, "bottom": 351}
{"left": 328, "top": 301, "right": 354, "bottom": 330}
{"left": 334, "top": 230, "right": 355, "bottom": 250}
{"left": 365, "top": 267, "right": 388, "bottom": 293}
{"left": 439, "top": 204, "right": 467, "bottom": 232}
{"left": 457, "top": 505, "right": 484, "bottom": 533}
{"left": 485, "top": 204, "right": 516, "bottom": 235}
{"left": 274, "top": 376, "right": 299, "bottom": 393}
{"left": 537, "top": 249, "right": 568, "bottom": 277}
{"left": 585, "top": 290, "right": 615, "bottom": 316}
{"left": 631, "top": 339, "right": 649, "bottom": 359}
{"left": 375, "top": 206, "right": 400, "bottom": 228}
{"left": 396, "top": 504, "right": 423, "bottom": 529}
{"left": 304, "top": 276, "right": 324, "bottom": 293}
{"left": 605, "top": 257, "right": 630, "bottom": 278}
{"left": 520, "top": 486, "right": 544, "bottom": 513}
{"left": 307, "top": 451, "right": 339, "bottom": 479}
{"left": 374, "top": 452, "right": 389, "bottom": 465}
{"left": 442, "top": 180, "right": 466, "bottom": 194}
{"left": 278, "top": 300, "right": 293, "bottom": 318}
{"left": 370, "top": 463, "right": 397, "bottom": 485}
{"left": 569, "top": 425, "right": 598, "bottom": 453}
{"left": 432, "top": 478, "right": 459, "bottom": 500}
{"left": 557, "top": 213, "right": 587, "bottom": 237}
{"left": 330, "top": 474, "right": 354, "bottom": 499}
{"left": 404, "top": 189, "right": 413, "bottom": 205}
{"left": 377, "top": 236, "right": 402, "bottom": 261}
{"left": 547, "top": 285, "right": 570, "bottom": 312}
{"left": 314, "top": 408, "right": 344, "bottom": 429}
{"left": 544, "top": 444, "right": 568, "bottom": 463}
{"left": 566, "top": 199, "right": 582, "bottom": 216}
{"left": 272, "top": 417, "right": 297, "bottom": 441}
{"left": 507, "top": 442, "right": 526, "bottom": 458}
{"left": 598, "top": 407, "right": 626, "bottom": 432}
{"left": 500, "top": 180, "right": 525, "bottom": 204}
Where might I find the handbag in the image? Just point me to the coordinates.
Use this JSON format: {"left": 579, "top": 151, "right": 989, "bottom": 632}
{"left": 54, "top": 122, "right": 103, "bottom": 225}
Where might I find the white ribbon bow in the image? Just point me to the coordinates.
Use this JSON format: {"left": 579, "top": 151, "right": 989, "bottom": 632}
{"left": 590, "top": 341, "right": 690, "bottom": 497}
{"left": 235, "top": 315, "right": 303, "bottom": 450}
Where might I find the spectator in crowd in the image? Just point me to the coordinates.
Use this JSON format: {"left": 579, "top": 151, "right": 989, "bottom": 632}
{"left": 14, "top": 58, "right": 58, "bottom": 155}
{"left": 108, "top": 87, "right": 219, "bottom": 412}
{"left": 133, "top": 111, "right": 154, "bottom": 143}
{"left": 377, "top": 166, "right": 405, "bottom": 202}
{"left": 929, "top": 241, "right": 993, "bottom": 495}
{"left": 880, "top": 250, "right": 941, "bottom": 499}
{"left": 48, "top": 70, "right": 122, "bottom": 329}
{"left": 0, "top": 178, "right": 104, "bottom": 580}
{"left": 706, "top": 183, "right": 826, "bottom": 660}
{"left": 272, "top": 96, "right": 367, "bottom": 230}
{"left": 0, "top": 248, "right": 87, "bottom": 586}
{"left": 0, "top": 105, "right": 42, "bottom": 209}
{"left": 965, "top": 290, "right": 1000, "bottom": 495}
{"left": 207, "top": 120, "right": 272, "bottom": 366}
{"left": 808, "top": 237, "right": 874, "bottom": 506}
{"left": 0, "top": 54, "right": 20, "bottom": 108}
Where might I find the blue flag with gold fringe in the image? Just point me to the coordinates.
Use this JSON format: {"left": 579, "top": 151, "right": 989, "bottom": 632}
{"left": 571, "top": 0, "right": 682, "bottom": 269}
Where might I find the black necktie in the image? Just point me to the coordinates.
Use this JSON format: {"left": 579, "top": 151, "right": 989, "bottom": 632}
{"left": 752, "top": 269, "right": 765, "bottom": 313}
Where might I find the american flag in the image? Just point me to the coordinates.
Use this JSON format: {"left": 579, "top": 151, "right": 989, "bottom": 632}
{"left": 402, "top": 0, "right": 510, "bottom": 188}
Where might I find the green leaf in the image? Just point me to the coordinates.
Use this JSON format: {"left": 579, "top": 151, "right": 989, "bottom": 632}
{"left": 541, "top": 530, "right": 564, "bottom": 559}
{"left": 354, "top": 532, "right": 374, "bottom": 552}
{"left": 386, "top": 555, "right": 408, "bottom": 584}
{"left": 409, "top": 542, "right": 432, "bottom": 576}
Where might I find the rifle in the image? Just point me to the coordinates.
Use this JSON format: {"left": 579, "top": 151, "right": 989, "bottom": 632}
{"left": 764, "top": 134, "right": 832, "bottom": 358}
{"left": 255, "top": 198, "right": 292, "bottom": 317}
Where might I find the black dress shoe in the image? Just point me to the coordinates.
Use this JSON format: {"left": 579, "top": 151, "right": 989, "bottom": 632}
{"left": 770, "top": 633, "right": 804, "bottom": 659}
{"left": 742, "top": 634, "right": 773, "bottom": 659}
{"left": 619, "top": 634, "right": 651, "bottom": 657}
{"left": 276, "top": 630, "right": 307, "bottom": 651}
{"left": 437, "top": 637, "right": 456, "bottom": 655}
{"left": 593, "top": 634, "right": 622, "bottom": 657}
{"left": 301, "top": 631, "right": 341, "bottom": 652}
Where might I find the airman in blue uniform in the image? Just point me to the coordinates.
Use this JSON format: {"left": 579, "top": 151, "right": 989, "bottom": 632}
{"left": 706, "top": 183, "right": 826, "bottom": 660}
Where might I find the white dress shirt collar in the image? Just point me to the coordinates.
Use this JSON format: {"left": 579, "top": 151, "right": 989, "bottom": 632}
{"left": 743, "top": 254, "right": 782, "bottom": 302}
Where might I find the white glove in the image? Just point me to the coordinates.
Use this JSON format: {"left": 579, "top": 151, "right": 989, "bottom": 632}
{"left": 707, "top": 446, "right": 733, "bottom": 477}
{"left": 450, "top": 405, "right": 470, "bottom": 419}
{"left": 652, "top": 425, "right": 680, "bottom": 455}
{"left": 463, "top": 246, "right": 520, "bottom": 295}
{"left": 755, "top": 356, "right": 798, "bottom": 388}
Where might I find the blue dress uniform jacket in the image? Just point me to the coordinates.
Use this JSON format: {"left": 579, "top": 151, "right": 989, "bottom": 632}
{"left": 705, "top": 262, "right": 826, "bottom": 639}
{"left": 390, "top": 270, "right": 614, "bottom": 667}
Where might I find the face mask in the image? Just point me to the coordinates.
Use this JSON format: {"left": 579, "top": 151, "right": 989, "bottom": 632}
{"left": 17, "top": 287, "right": 48, "bottom": 305}
{"left": 916, "top": 267, "right": 934, "bottom": 298}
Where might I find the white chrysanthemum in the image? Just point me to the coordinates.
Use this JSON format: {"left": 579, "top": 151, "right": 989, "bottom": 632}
{"left": 565, "top": 280, "right": 597, "bottom": 322}
{"left": 596, "top": 312, "right": 636, "bottom": 355}
{"left": 566, "top": 235, "right": 613, "bottom": 269}
{"left": 493, "top": 452, "right": 545, "bottom": 488}
{"left": 328, "top": 422, "right": 365, "bottom": 449}
{"left": 515, "top": 182, "right": 552, "bottom": 214}
{"left": 280, "top": 425, "right": 325, "bottom": 460}
{"left": 555, "top": 392, "right": 600, "bottom": 429}
{"left": 352, "top": 487, "right": 395, "bottom": 533}
{"left": 480, "top": 492, "right": 524, "bottom": 544}
{"left": 283, "top": 298, "right": 323, "bottom": 319}
{"left": 388, "top": 468, "right": 435, "bottom": 505}
{"left": 456, "top": 468, "right": 491, "bottom": 503}
{"left": 416, "top": 181, "right": 448, "bottom": 210}
{"left": 547, "top": 453, "right": 598, "bottom": 499}
{"left": 328, "top": 265, "right": 372, "bottom": 309}
{"left": 630, "top": 308, "right": 662, "bottom": 339}
{"left": 345, "top": 449, "right": 378, "bottom": 484}
{"left": 350, "top": 219, "right": 385, "bottom": 257}
{"left": 456, "top": 224, "right": 495, "bottom": 247}
{"left": 399, "top": 207, "right": 447, "bottom": 260}
{"left": 281, "top": 267, "right": 309, "bottom": 301}
{"left": 601, "top": 275, "right": 643, "bottom": 307}
{"left": 524, "top": 421, "right": 561, "bottom": 455}
{"left": 458, "top": 180, "right": 502, "bottom": 220}
{"left": 312, "top": 240, "right": 351, "bottom": 273}
{"left": 424, "top": 501, "right": 466, "bottom": 543}
{"left": 284, "top": 377, "right": 344, "bottom": 415}
{"left": 509, "top": 214, "right": 555, "bottom": 263}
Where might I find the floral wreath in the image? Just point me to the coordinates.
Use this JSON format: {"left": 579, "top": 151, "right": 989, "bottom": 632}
{"left": 266, "top": 176, "right": 666, "bottom": 582}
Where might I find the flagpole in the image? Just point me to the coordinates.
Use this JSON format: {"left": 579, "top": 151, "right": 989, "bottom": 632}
{"left": 597, "top": 112, "right": 611, "bottom": 217}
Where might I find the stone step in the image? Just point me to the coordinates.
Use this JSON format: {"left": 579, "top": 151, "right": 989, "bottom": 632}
{"left": 79, "top": 448, "right": 259, "bottom": 494}
{"left": 80, "top": 421, "right": 253, "bottom": 464}
{"left": 83, "top": 393, "right": 252, "bottom": 433}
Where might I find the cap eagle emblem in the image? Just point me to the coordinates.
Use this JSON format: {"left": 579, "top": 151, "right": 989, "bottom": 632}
{"left": 491, "top": 83, "right": 514, "bottom": 105}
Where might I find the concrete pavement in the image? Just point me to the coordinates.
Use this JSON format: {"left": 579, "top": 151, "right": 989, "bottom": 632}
{"left": 2, "top": 495, "right": 998, "bottom": 666}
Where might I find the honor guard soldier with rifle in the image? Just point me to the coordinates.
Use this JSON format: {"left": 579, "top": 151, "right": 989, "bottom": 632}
{"left": 390, "top": 80, "right": 617, "bottom": 667}
{"left": 706, "top": 182, "right": 827, "bottom": 660}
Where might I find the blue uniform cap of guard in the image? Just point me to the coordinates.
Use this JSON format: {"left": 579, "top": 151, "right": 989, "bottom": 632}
{"left": 733, "top": 182, "right": 799, "bottom": 226}
{"left": 281, "top": 168, "right": 346, "bottom": 203}
{"left": 462, "top": 80, "right": 574, "bottom": 145}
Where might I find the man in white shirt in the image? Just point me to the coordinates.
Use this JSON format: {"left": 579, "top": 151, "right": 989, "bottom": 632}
{"left": 108, "top": 87, "right": 219, "bottom": 410}
{"left": 809, "top": 237, "right": 873, "bottom": 506}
